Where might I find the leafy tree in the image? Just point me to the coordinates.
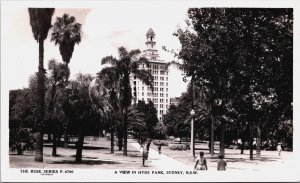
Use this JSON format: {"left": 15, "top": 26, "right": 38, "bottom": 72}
{"left": 175, "top": 8, "right": 293, "bottom": 159}
{"left": 127, "top": 100, "right": 158, "bottom": 139}
{"left": 145, "top": 101, "right": 159, "bottom": 138}
{"left": 97, "top": 67, "right": 122, "bottom": 153}
{"left": 51, "top": 13, "right": 82, "bottom": 148}
{"left": 67, "top": 73, "right": 106, "bottom": 162}
{"left": 101, "top": 47, "right": 154, "bottom": 156}
{"left": 45, "top": 59, "right": 69, "bottom": 156}
{"left": 9, "top": 74, "right": 44, "bottom": 155}
{"left": 9, "top": 89, "right": 34, "bottom": 130}
{"left": 28, "top": 8, "right": 55, "bottom": 162}
{"left": 154, "top": 122, "right": 167, "bottom": 139}
{"left": 163, "top": 95, "right": 191, "bottom": 142}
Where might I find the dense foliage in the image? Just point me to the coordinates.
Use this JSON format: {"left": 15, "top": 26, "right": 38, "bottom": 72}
{"left": 170, "top": 8, "right": 293, "bottom": 158}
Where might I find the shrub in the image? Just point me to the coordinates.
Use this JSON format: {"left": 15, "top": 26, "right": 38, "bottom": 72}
{"left": 168, "top": 143, "right": 190, "bottom": 151}
{"left": 153, "top": 140, "right": 169, "bottom": 146}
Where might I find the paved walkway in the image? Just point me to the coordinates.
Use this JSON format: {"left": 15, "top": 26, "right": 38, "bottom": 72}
{"left": 129, "top": 140, "right": 192, "bottom": 170}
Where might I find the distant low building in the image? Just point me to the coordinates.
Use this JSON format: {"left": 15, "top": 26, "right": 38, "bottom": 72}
{"left": 170, "top": 97, "right": 180, "bottom": 106}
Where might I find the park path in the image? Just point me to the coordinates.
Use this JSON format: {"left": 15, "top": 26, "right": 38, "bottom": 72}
{"left": 129, "top": 139, "right": 192, "bottom": 170}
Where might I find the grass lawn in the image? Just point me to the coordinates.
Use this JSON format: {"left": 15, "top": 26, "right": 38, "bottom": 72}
{"left": 9, "top": 137, "right": 293, "bottom": 171}
{"left": 151, "top": 141, "right": 293, "bottom": 171}
{"left": 10, "top": 137, "right": 148, "bottom": 169}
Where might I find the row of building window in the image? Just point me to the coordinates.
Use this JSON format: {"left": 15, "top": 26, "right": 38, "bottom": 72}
{"left": 148, "top": 70, "right": 168, "bottom": 76}
{"left": 151, "top": 65, "right": 165, "bottom": 70}
{"left": 147, "top": 98, "right": 169, "bottom": 103}
{"left": 141, "top": 92, "right": 169, "bottom": 98}
{"left": 140, "top": 64, "right": 167, "bottom": 71}
{"left": 146, "top": 98, "right": 169, "bottom": 104}
{"left": 135, "top": 75, "right": 168, "bottom": 82}
{"left": 153, "top": 82, "right": 168, "bottom": 87}
{"left": 153, "top": 104, "right": 169, "bottom": 110}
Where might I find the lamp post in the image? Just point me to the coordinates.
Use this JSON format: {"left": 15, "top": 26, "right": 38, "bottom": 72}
{"left": 211, "top": 99, "right": 222, "bottom": 156}
{"left": 190, "top": 108, "right": 195, "bottom": 157}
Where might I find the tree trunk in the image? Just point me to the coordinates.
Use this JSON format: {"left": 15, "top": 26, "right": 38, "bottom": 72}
{"left": 34, "top": 38, "right": 45, "bottom": 162}
{"left": 249, "top": 121, "right": 254, "bottom": 160}
{"left": 34, "top": 132, "right": 43, "bottom": 162}
{"left": 17, "top": 143, "right": 23, "bottom": 155}
{"left": 52, "top": 129, "right": 57, "bottom": 156}
{"left": 123, "top": 109, "right": 128, "bottom": 156}
{"left": 256, "top": 120, "right": 261, "bottom": 158}
{"left": 210, "top": 113, "right": 215, "bottom": 156}
{"left": 117, "top": 127, "right": 123, "bottom": 150}
{"left": 48, "top": 133, "right": 52, "bottom": 142}
{"left": 52, "top": 120, "right": 58, "bottom": 156}
{"left": 220, "top": 121, "right": 225, "bottom": 157}
{"left": 63, "top": 120, "right": 68, "bottom": 148}
{"left": 241, "top": 138, "right": 245, "bottom": 154}
{"left": 110, "top": 122, "right": 115, "bottom": 154}
{"left": 76, "top": 129, "right": 85, "bottom": 162}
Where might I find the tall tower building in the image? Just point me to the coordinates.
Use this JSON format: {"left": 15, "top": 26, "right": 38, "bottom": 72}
{"left": 131, "top": 28, "right": 170, "bottom": 121}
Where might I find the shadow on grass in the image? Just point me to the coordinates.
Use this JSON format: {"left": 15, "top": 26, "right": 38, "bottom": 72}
{"left": 43, "top": 144, "right": 109, "bottom": 150}
{"left": 68, "top": 146, "right": 109, "bottom": 150}
{"left": 207, "top": 156, "right": 279, "bottom": 163}
{"left": 9, "top": 153, "right": 34, "bottom": 156}
{"left": 50, "top": 159, "right": 121, "bottom": 165}
{"left": 44, "top": 154, "right": 64, "bottom": 157}
{"left": 70, "top": 155, "right": 98, "bottom": 159}
{"left": 127, "top": 154, "right": 142, "bottom": 158}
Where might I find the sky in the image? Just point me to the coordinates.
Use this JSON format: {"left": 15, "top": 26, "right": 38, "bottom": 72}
{"left": 1, "top": 2, "right": 190, "bottom": 98}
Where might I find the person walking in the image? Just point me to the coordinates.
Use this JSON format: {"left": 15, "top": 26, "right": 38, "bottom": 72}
{"left": 142, "top": 143, "right": 148, "bottom": 166}
{"left": 277, "top": 144, "right": 282, "bottom": 156}
{"left": 194, "top": 151, "right": 208, "bottom": 170}
{"left": 146, "top": 139, "right": 151, "bottom": 151}
{"left": 217, "top": 154, "right": 227, "bottom": 171}
{"left": 158, "top": 141, "right": 162, "bottom": 154}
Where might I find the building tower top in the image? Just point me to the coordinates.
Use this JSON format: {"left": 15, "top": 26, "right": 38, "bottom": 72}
{"left": 146, "top": 28, "right": 155, "bottom": 36}
{"left": 146, "top": 28, "right": 156, "bottom": 43}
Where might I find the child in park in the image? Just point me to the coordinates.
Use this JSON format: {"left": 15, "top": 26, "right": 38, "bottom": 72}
{"left": 158, "top": 141, "right": 162, "bottom": 154}
{"left": 277, "top": 144, "right": 282, "bottom": 156}
{"left": 194, "top": 151, "right": 208, "bottom": 170}
{"left": 217, "top": 154, "right": 227, "bottom": 171}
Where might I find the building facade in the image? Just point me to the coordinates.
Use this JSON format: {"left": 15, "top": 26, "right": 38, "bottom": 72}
{"left": 131, "top": 28, "right": 169, "bottom": 121}
{"left": 170, "top": 97, "right": 180, "bottom": 106}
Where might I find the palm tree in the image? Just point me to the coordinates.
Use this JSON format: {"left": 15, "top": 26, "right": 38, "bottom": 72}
{"left": 70, "top": 73, "right": 107, "bottom": 162}
{"left": 51, "top": 13, "right": 82, "bottom": 66}
{"left": 101, "top": 47, "right": 153, "bottom": 156}
{"left": 45, "top": 59, "right": 69, "bottom": 156}
{"left": 51, "top": 13, "right": 82, "bottom": 148}
{"left": 97, "top": 70, "right": 121, "bottom": 154}
{"left": 28, "top": 8, "right": 55, "bottom": 162}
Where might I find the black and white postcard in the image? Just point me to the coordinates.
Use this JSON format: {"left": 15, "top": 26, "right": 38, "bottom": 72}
{"left": 1, "top": 0, "right": 300, "bottom": 182}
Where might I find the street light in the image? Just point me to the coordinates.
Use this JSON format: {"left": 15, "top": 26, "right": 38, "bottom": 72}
{"left": 190, "top": 108, "right": 195, "bottom": 157}
{"left": 210, "top": 99, "right": 222, "bottom": 156}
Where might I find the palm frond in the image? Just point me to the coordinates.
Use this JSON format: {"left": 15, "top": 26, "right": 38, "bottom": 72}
{"left": 128, "top": 49, "right": 141, "bottom": 60}
{"left": 165, "top": 60, "right": 183, "bottom": 71}
{"left": 28, "top": 8, "right": 55, "bottom": 41}
{"left": 118, "top": 47, "right": 128, "bottom": 59}
{"left": 133, "top": 69, "right": 154, "bottom": 91}
{"left": 50, "top": 13, "right": 82, "bottom": 63}
{"left": 131, "top": 56, "right": 150, "bottom": 71}
{"left": 97, "top": 67, "right": 119, "bottom": 88}
{"left": 101, "top": 56, "right": 118, "bottom": 66}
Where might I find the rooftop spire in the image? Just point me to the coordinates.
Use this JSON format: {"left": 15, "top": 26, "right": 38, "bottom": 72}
{"left": 146, "top": 28, "right": 155, "bottom": 36}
